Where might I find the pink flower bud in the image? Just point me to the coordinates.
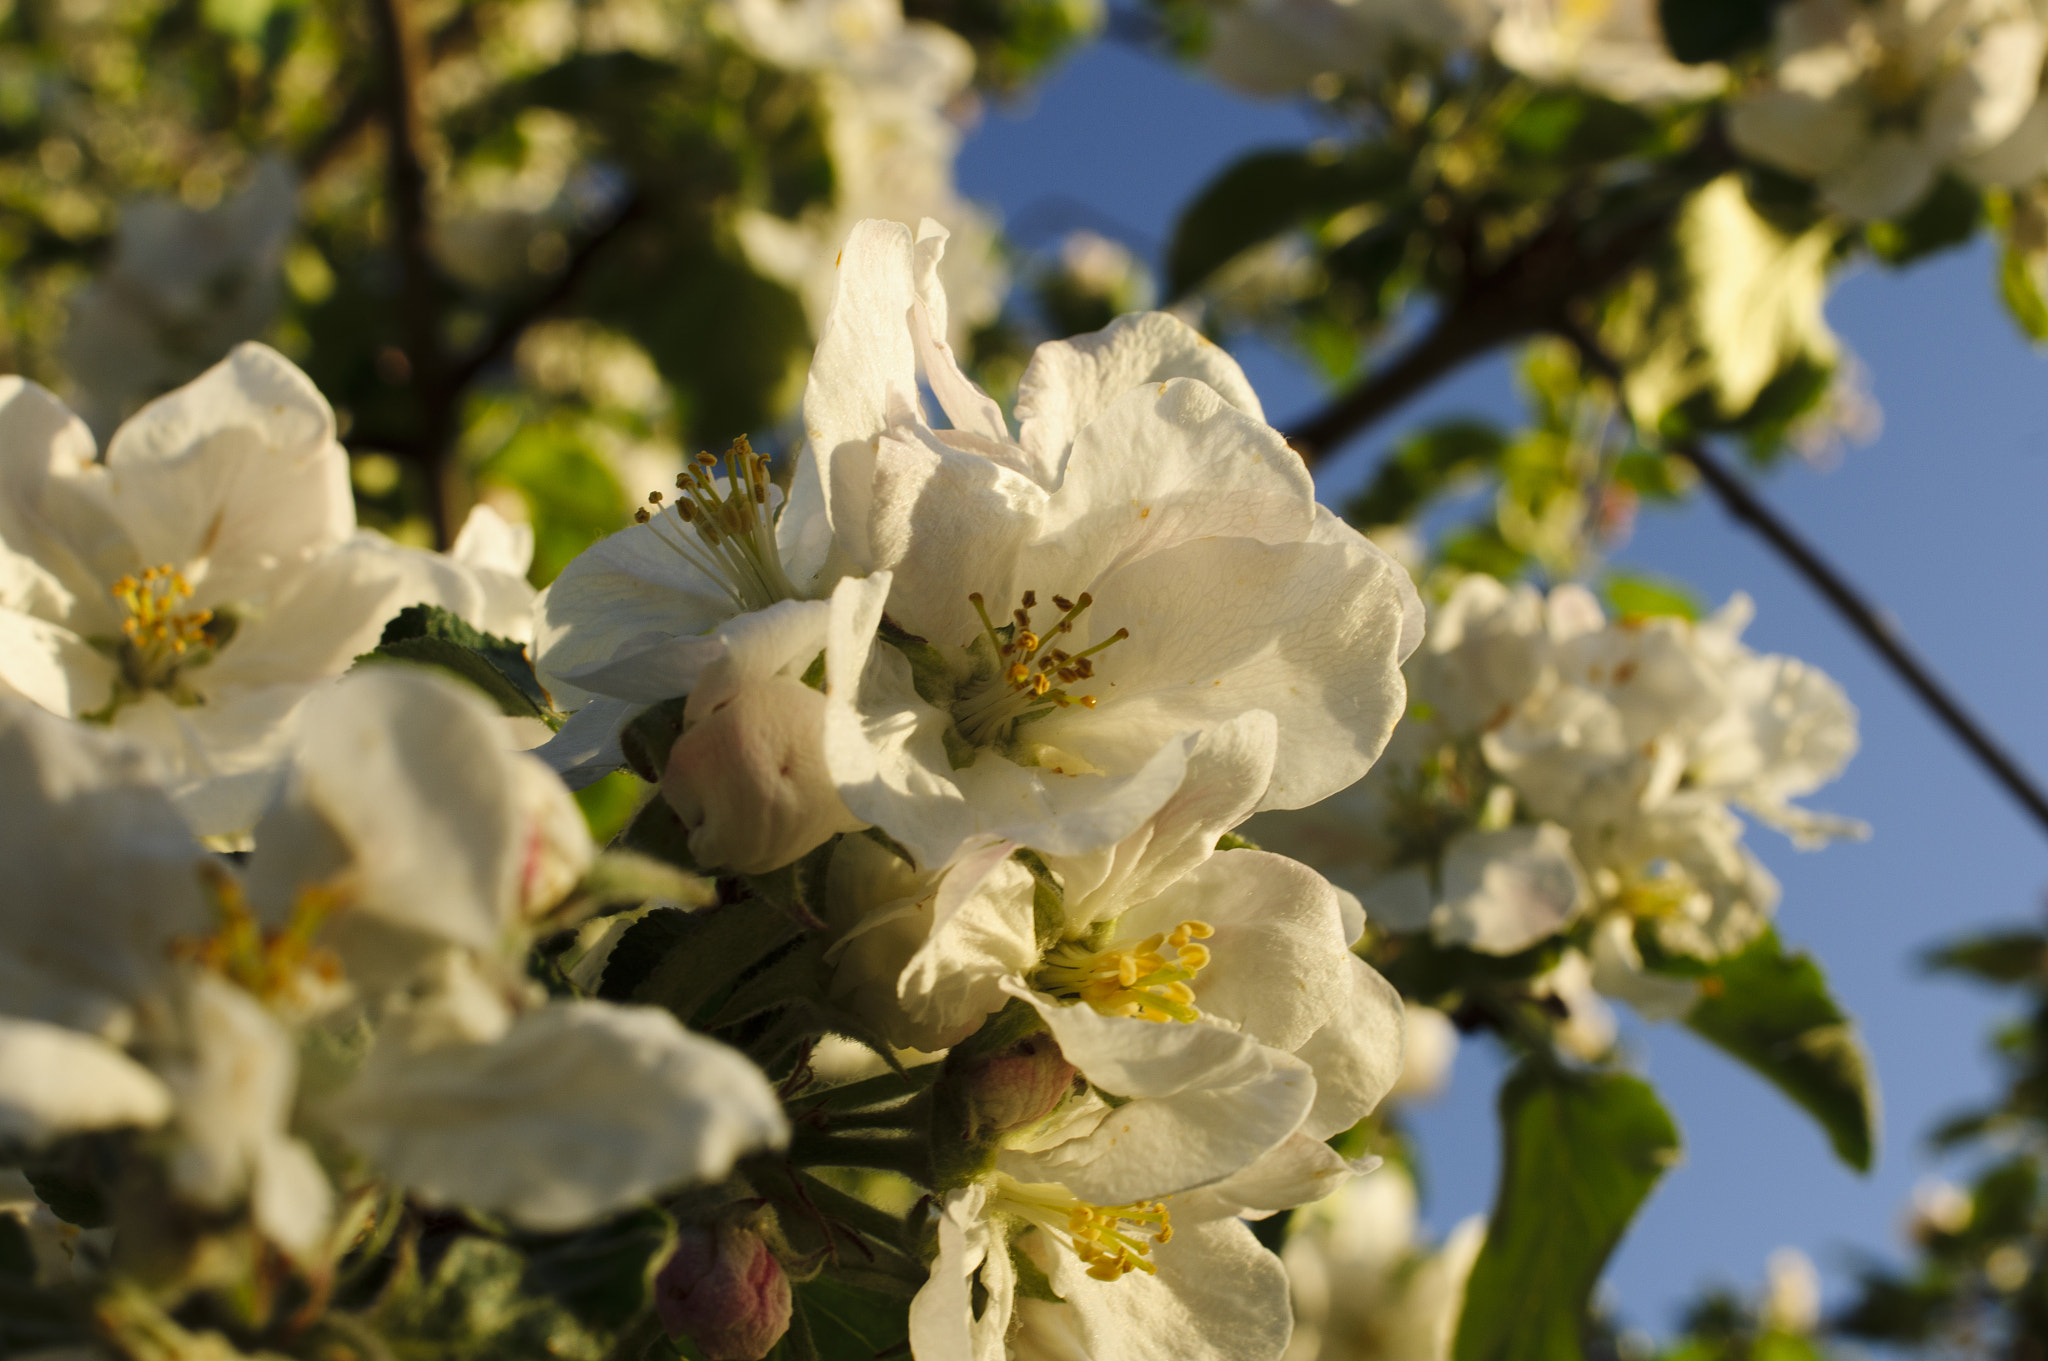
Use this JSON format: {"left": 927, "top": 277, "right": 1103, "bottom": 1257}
{"left": 660, "top": 677, "right": 861, "bottom": 874}
{"left": 655, "top": 1223, "right": 792, "bottom": 1361}
{"left": 959, "top": 1034, "right": 1077, "bottom": 1136}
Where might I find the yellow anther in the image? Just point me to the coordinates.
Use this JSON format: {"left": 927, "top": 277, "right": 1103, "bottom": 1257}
{"left": 992, "top": 1176, "right": 1172, "bottom": 1283}
{"left": 176, "top": 864, "right": 345, "bottom": 1007}
{"left": 1033, "top": 920, "right": 1217, "bottom": 1024}
{"left": 953, "top": 586, "right": 1129, "bottom": 744}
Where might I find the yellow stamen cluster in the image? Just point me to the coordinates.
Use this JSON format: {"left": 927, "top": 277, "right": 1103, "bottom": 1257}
{"left": 993, "top": 1175, "right": 1173, "bottom": 1282}
{"left": 952, "top": 589, "right": 1128, "bottom": 745}
{"left": 175, "top": 863, "right": 344, "bottom": 1007}
{"left": 1035, "top": 921, "right": 1214, "bottom": 1024}
{"left": 113, "top": 565, "right": 213, "bottom": 662}
{"left": 632, "top": 436, "right": 799, "bottom": 612}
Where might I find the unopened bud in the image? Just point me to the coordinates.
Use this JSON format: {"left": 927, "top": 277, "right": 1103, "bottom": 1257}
{"left": 660, "top": 677, "right": 862, "bottom": 875}
{"left": 655, "top": 1223, "right": 791, "bottom": 1361}
{"left": 956, "top": 1034, "right": 1076, "bottom": 1137}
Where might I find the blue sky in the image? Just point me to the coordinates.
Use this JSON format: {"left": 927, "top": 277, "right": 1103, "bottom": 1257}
{"left": 957, "top": 39, "right": 2048, "bottom": 1330}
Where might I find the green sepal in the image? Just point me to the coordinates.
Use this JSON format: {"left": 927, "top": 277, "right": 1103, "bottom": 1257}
{"left": 877, "top": 616, "right": 957, "bottom": 709}
{"left": 617, "top": 794, "right": 698, "bottom": 868}
{"left": 620, "top": 696, "right": 690, "bottom": 783}
{"left": 369, "top": 1234, "right": 607, "bottom": 1358}
{"left": 353, "top": 603, "right": 559, "bottom": 725}
{"left": 1686, "top": 929, "right": 1878, "bottom": 1171}
{"left": 1012, "top": 849, "right": 1066, "bottom": 954}
{"left": 942, "top": 726, "right": 979, "bottom": 771}
{"left": 1454, "top": 1065, "right": 1681, "bottom": 1361}
{"left": 1010, "top": 1240, "right": 1065, "bottom": 1303}
{"left": 1215, "top": 831, "right": 1260, "bottom": 852}
{"left": 549, "top": 849, "right": 716, "bottom": 930}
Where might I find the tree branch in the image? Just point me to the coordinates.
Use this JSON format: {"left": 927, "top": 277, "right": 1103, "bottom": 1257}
{"left": 443, "top": 190, "right": 648, "bottom": 395}
{"left": 368, "top": 0, "right": 462, "bottom": 547}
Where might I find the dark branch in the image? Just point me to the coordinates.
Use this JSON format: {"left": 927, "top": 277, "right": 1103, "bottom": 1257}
{"left": 369, "top": 0, "right": 462, "bottom": 546}
{"left": 444, "top": 190, "right": 649, "bottom": 395}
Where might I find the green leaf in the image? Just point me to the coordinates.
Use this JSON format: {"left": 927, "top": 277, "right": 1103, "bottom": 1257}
{"left": 1603, "top": 572, "right": 1702, "bottom": 622}
{"left": 1657, "top": 0, "right": 1781, "bottom": 63}
{"left": 355, "top": 604, "right": 557, "bottom": 723}
{"left": 1454, "top": 1066, "right": 1681, "bottom": 1361}
{"left": 519, "top": 1207, "right": 678, "bottom": 1331}
{"left": 1345, "top": 421, "right": 1507, "bottom": 528}
{"left": 795, "top": 1273, "right": 912, "bottom": 1358}
{"left": 1167, "top": 145, "right": 1409, "bottom": 297}
{"left": 1686, "top": 930, "right": 1878, "bottom": 1171}
{"left": 22, "top": 1168, "right": 105, "bottom": 1229}
{"left": 1924, "top": 930, "right": 2048, "bottom": 983}
{"left": 1866, "top": 174, "right": 1983, "bottom": 266}
{"left": 578, "top": 770, "right": 649, "bottom": 844}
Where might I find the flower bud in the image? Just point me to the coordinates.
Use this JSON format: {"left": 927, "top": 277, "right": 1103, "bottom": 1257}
{"left": 660, "top": 676, "right": 862, "bottom": 875}
{"left": 954, "top": 1033, "right": 1077, "bottom": 1138}
{"left": 654, "top": 1223, "right": 792, "bottom": 1361}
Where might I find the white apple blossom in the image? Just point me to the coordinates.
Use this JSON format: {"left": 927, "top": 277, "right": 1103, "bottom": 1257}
{"left": 1249, "top": 574, "right": 1859, "bottom": 1016}
{"left": 1728, "top": 0, "right": 2048, "bottom": 220}
{"left": 1491, "top": 0, "right": 1726, "bottom": 104}
{"left": 0, "top": 672, "right": 789, "bottom": 1254}
{"left": 1281, "top": 1165, "right": 1484, "bottom": 1361}
{"left": 721, "top": 0, "right": 1009, "bottom": 350}
{"left": 813, "top": 218, "right": 1423, "bottom": 869}
{"left": 529, "top": 433, "right": 843, "bottom": 788}
{"left": 0, "top": 344, "right": 533, "bottom": 836}
{"left": 60, "top": 157, "right": 298, "bottom": 440}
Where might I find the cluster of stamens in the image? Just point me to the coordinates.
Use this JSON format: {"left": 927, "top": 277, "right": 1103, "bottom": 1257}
{"left": 112, "top": 565, "right": 214, "bottom": 675}
{"left": 992, "top": 1174, "right": 1173, "bottom": 1282}
{"left": 174, "top": 863, "right": 344, "bottom": 1008}
{"left": 1035, "top": 921, "right": 1215, "bottom": 1025}
{"left": 633, "top": 436, "right": 798, "bottom": 612}
{"left": 952, "top": 589, "right": 1128, "bottom": 745}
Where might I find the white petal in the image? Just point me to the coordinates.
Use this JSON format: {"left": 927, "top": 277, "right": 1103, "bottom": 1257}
{"left": 802, "top": 219, "right": 924, "bottom": 484}
{"left": 530, "top": 521, "right": 739, "bottom": 703}
{"left": 0, "top": 377, "right": 126, "bottom": 610}
{"left": 908, "top": 1185, "right": 1004, "bottom": 1361}
{"left": 0, "top": 697, "right": 209, "bottom": 1030}
{"left": 1015, "top": 312, "right": 1266, "bottom": 488}
{"left": 0, "top": 608, "right": 111, "bottom": 717}
{"left": 912, "top": 222, "right": 1010, "bottom": 447}
{"left": 323, "top": 1001, "right": 787, "bottom": 1231}
{"left": 1433, "top": 823, "right": 1589, "bottom": 955}
{"left": 1027, "top": 379, "right": 1313, "bottom": 592}
{"left": 0, "top": 1017, "right": 172, "bottom": 1143}
{"left": 1045, "top": 1215, "right": 1293, "bottom": 1361}
{"left": 532, "top": 694, "right": 634, "bottom": 790}
{"left": 1292, "top": 955, "right": 1405, "bottom": 1140}
{"left": 102, "top": 343, "right": 353, "bottom": 605}
{"left": 246, "top": 667, "right": 528, "bottom": 953}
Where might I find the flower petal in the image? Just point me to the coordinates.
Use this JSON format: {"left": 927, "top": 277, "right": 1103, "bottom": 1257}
{"left": 0, "top": 1017, "right": 172, "bottom": 1144}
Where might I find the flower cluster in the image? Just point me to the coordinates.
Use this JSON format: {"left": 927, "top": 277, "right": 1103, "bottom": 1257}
{"left": 1253, "top": 574, "right": 1861, "bottom": 1041}
{"left": 0, "top": 215, "right": 1426, "bottom": 1360}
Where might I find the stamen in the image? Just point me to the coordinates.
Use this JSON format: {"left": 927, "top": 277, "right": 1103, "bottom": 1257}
{"left": 1033, "top": 921, "right": 1215, "bottom": 1024}
{"left": 991, "top": 1174, "right": 1171, "bottom": 1282}
{"left": 950, "top": 588, "right": 1131, "bottom": 746}
{"left": 632, "top": 436, "right": 799, "bottom": 613}
{"left": 174, "top": 863, "right": 345, "bottom": 1006}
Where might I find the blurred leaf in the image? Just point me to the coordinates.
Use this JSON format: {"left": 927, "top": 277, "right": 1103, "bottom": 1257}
{"left": 1658, "top": 0, "right": 1782, "bottom": 63}
{"left": 520, "top": 1206, "right": 678, "bottom": 1331}
{"left": 1454, "top": 1066, "right": 1680, "bottom": 1361}
{"left": 355, "top": 603, "right": 557, "bottom": 724}
{"left": 1966, "top": 1156, "right": 2036, "bottom": 1243}
{"left": 373, "top": 1235, "right": 608, "bottom": 1360}
{"left": 1603, "top": 571, "right": 1701, "bottom": 621}
{"left": 477, "top": 411, "right": 631, "bottom": 587}
{"left": 1867, "top": 174, "right": 1983, "bottom": 267}
{"left": 2000, "top": 239, "right": 2048, "bottom": 341}
{"left": 1612, "top": 450, "right": 1692, "bottom": 501}
{"left": 577, "top": 770, "right": 649, "bottom": 844}
{"left": 1925, "top": 930, "right": 2048, "bottom": 984}
{"left": 1687, "top": 930, "right": 1878, "bottom": 1171}
{"left": 1346, "top": 420, "right": 1507, "bottom": 527}
{"left": 1606, "top": 176, "right": 1839, "bottom": 430}
{"left": 1167, "top": 145, "right": 1408, "bottom": 297}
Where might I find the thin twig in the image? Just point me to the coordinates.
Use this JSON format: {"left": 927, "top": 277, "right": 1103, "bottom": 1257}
{"left": 1564, "top": 327, "right": 2048, "bottom": 839}
{"left": 1671, "top": 434, "right": 2048, "bottom": 835}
